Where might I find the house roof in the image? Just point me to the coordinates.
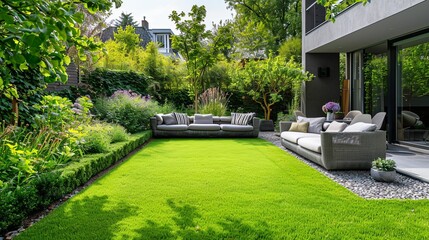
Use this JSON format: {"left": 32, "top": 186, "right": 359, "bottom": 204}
{"left": 99, "top": 26, "right": 154, "bottom": 48}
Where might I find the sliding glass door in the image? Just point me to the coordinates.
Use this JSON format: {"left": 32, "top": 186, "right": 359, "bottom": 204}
{"left": 395, "top": 34, "right": 429, "bottom": 145}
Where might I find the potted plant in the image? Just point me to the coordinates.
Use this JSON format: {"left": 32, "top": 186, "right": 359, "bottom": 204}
{"left": 370, "top": 158, "right": 396, "bottom": 182}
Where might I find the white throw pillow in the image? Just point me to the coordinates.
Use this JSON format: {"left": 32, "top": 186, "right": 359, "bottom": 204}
{"left": 325, "top": 121, "right": 348, "bottom": 132}
{"left": 343, "top": 122, "right": 377, "bottom": 132}
{"left": 297, "top": 116, "right": 325, "bottom": 133}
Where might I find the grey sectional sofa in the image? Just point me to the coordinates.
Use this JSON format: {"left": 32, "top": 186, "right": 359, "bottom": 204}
{"left": 280, "top": 121, "right": 386, "bottom": 170}
{"left": 151, "top": 114, "right": 260, "bottom": 138}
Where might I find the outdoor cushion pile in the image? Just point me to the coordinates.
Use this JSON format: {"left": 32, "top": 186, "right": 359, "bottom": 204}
{"left": 150, "top": 113, "right": 260, "bottom": 138}
{"left": 281, "top": 116, "right": 386, "bottom": 170}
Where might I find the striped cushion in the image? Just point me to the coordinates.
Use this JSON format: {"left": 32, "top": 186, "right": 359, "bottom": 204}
{"left": 173, "top": 112, "right": 189, "bottom": 125}
{"left": 231, "top": 113, "right": 254, "bottom": 125}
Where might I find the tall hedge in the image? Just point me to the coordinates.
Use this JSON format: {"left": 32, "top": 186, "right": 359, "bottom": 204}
{"left": 80, "top": 69, "right": 151, "bottom": 98}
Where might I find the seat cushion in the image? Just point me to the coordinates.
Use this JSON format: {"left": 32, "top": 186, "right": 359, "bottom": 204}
{"left": 280, "top": 131, "right": 320, "bottom": 144}
{"left": 220, "top": 124, "right": 254, "bottom": 132}
{"left": 194, "top": 114, "right": 213, "bottom": 124}
{"left": 297, "top": 116, "right": 325, "bottom": 133}
{"left": 157, "top": 124, "right": 188, "bottom": 131}
{"left": 188, "top": 124, "right": 221, "bottom": 131}
{"left": 297, "top": 136, "right": 322, "bottom": 153}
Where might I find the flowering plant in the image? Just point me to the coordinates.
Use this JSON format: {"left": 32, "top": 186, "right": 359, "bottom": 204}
{"left": 322, "top": 101, "right": 340, "bottom": 113}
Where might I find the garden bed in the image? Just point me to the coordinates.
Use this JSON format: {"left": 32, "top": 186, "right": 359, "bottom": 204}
{"left": 0, "top": 131, "right": 151, "bottom": 237}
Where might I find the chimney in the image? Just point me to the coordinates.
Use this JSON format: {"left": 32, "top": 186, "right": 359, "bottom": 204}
{"left": 142, "top": 16, "right": 149, "bottom": 30}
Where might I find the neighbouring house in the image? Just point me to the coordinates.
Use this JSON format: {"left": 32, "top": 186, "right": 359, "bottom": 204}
{"left": 100, "top": 17, "right": 180, "bottom": 58}
{"left": 302, "top": 0, "right": 429, "bottom": 148}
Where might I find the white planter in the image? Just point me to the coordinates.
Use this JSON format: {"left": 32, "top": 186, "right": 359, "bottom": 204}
{"left": 371, "top": 168, "right": 396, "bottom": 182}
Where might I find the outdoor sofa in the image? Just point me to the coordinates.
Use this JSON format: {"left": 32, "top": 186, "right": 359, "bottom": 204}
{"left": 151, "top": 113, "right": 260, "bottom": 138}
{"left": 280, "top": 117, "right": 386, "bottom": 170}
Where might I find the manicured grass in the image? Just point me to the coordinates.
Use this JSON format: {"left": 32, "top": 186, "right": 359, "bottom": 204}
{"left": 16, "top": 138, "right": 429, "bottom": 239}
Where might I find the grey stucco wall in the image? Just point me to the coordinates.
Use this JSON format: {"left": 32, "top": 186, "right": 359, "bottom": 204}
{"left": 304, "top": 53, "right": 340, "bottom": 117}
{"left": 303, "top": 0, "right": 426, "bottom": 53}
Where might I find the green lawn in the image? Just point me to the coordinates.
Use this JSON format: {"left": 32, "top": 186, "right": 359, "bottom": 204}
{"left": 16, "top": 138, "right": 429, "bottom": 239}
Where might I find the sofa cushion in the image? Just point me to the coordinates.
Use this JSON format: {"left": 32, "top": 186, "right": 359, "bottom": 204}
{"left": 297, "top": 116, "right": 325, "bottom": 133}
{"left": 162, "top": 113, "right": 178, "bottom": 125}
{"left": 155, "top": 114, "right": 163, "bottom": 125}
{"left": 280, "top": 131, "right": 320, "bottom": 144}
{"left": 231, "top": 113, "right": 254, "bottom": 125}
{"left": 173, "top": 112, "right": 189, "bottom": 125}
{"left": 297, "top": 137, "right": 322, "bottom": 153}
{"left": 220, "top": 124, "right": 254, "bottom": 132}
{"left": 194, "top": 114, "right": 213, "bottom": 124}
{"left": 157, "top": 124, "right": 188, "bottom": 131}
{"left": 325, "top": 121, "right": 348, "bottom": 132}
{"left": 220, "top": 116, "right": 232, "bottom": 123}
{"left": 289, "top": 122, "right": 309, "bottom": 132}
{"left": 188, "top": 124, "right": 221, "bottom": 131}
{"left": 343, "top": 122, "right": 377, "bottom": 132}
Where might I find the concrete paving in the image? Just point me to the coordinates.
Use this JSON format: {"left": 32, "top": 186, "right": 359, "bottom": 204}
{"left": 387, "top": 144, "right": 429, "bottom": 183}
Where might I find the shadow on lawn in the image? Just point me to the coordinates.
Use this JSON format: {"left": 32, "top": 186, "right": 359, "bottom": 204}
{"left": 26, "top": 195, "right": 139, "bottom": 239}
{"left": 133, "top": 199, "right": 273, "bottom": 240}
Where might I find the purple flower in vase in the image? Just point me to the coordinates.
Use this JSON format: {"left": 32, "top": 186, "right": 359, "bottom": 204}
{"left": 322, "top": 102, "right": 340, "bottom": 113}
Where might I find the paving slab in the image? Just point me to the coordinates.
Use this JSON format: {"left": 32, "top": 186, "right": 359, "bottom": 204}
{"left": 387, "top": 144, "right": 429, "bottom": 183}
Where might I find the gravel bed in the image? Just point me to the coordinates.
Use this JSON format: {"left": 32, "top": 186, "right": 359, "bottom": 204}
{"left": 258, "top": 131, "right": 429, "bottom": 200}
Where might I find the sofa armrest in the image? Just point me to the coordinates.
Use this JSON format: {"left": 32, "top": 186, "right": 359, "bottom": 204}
{"left": 279, "top": 121, "right": 293, "bottom": 133}
{"left": 150, "top": 117, "right": 158, "bottom": 132}
{"left": 320, "top": 131, "right": 386, "bottom": 170}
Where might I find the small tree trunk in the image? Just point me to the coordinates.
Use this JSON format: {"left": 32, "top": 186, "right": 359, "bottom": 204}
{"left": 194, "top": 92, "right": 198, "bottom": 113}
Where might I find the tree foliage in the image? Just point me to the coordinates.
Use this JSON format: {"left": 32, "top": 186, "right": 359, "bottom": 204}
{"left": 226, "top": 0, "right": 301, "bottom": 55}
{"left": 316, "top": 0, "right": 369, "bottom": 21}
{"left": 0, "top": 0, "right": 121, "bottom": 95}
{"left": 169, "top": 5, "right": 233, "bottom": 112}
{"left": 278, "top": 37, "right": 302, "bottom": 63}
{"left": 114, "top": 12, "right": 138, "bottom": 29}
{"left": 231, "top": 55, "right": 313, "bottom": 120}
{"left": 114, "top": 25, "right": 141, "bottom": 53}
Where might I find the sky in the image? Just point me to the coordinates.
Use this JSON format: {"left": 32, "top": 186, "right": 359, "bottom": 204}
{"left": 107, "top": 0, "right": 234, "bottom": 33}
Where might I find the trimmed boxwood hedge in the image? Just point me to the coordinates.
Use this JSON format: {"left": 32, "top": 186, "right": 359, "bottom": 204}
{"left": 0, "top": 131, "right": 152, "bottom": 235}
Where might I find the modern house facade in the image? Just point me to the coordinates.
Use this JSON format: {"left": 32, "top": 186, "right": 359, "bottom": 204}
{"left": 302, "top": 0, "right": 429, "bottom": 147}
{"left": 100, "top": 17, "right": 178, "bottom": 58}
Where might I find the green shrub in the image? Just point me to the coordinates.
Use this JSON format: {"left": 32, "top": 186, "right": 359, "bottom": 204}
{"left": 372, "top": 158, "right": 396, "bottom": 171}
{"left": 33, "top": 95, "right": 75, "bottom": 131}
{"left": 95, "top": 90, "right": 161, "bottom": 133}
{"left": 107, "top": 124, "right": 129, "bottom": 143}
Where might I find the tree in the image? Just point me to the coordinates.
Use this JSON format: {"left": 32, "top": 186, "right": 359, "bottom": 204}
{"left": 226, "top": 0, "right": 301, "bottom": 55}
{"left": 316, "top": 0, "right": 369, "bottom": 21}
{"left": 68, "top": 4, "right": 112, "bottom": 73}
{"left": 114, "top": 12, "right": 138, "bottom": 29}
{"left": 278, "top": 37, "right": 302, "bottom": 63}
{"left": 114, "top": 25, "right": 141, "bottom": 54}
{"left": 169, "top": 5, "right": 232, "bottom": 112}
{"left": 0, "top": 0, "right": 121, "bottom": 123}
{"left": 231, "top": 55, "right": 313, "bottom": 120}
